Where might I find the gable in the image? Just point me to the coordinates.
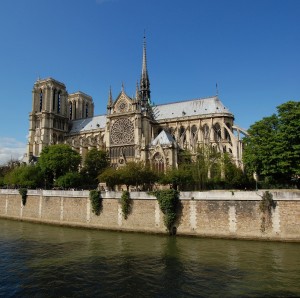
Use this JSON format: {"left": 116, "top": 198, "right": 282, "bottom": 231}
{"left": 112, "top": 91, "right": 133, "bottom": 114}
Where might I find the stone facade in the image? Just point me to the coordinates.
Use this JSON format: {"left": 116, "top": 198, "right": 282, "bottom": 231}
{"left": 26, "top": 39, "right": 247, "bottom": 169}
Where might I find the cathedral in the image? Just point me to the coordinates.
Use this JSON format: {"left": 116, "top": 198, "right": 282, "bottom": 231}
{"left": 26, "top": 39, "right": 247, "bottom": 171}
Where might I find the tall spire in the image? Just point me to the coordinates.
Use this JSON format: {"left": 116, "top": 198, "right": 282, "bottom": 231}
{"left": 140, "top": 33, "right": 150, "bottom": 104}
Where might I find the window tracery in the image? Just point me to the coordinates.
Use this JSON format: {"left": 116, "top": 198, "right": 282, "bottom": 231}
{"left": 110, "top": 118, "right": 134, "bottom": 145}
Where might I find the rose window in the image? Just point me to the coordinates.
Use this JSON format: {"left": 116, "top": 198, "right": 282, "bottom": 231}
{"left": 110, "top": 118, "right": 134, "bottom": 145}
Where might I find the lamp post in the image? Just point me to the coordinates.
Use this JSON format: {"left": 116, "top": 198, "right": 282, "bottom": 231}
{"left": 253, "top": 172, "right": 258, "bottom": 191}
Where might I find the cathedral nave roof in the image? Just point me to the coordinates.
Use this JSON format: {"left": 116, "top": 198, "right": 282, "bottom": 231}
{"left": 153, "top": 96, "right": 233, "bottom": 120}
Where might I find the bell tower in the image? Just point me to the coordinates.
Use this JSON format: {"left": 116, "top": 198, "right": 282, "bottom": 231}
{"left": 27, "top": 78, "right": 69, "bottom": 161}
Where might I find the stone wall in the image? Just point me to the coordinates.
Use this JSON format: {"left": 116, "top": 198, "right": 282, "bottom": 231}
{"left": 0, "top": 189, "right": 299, "bottom": 241}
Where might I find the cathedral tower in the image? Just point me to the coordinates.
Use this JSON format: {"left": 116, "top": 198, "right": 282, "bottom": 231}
{"left": 27, "top": 78, "right": 69, "bottom": 161}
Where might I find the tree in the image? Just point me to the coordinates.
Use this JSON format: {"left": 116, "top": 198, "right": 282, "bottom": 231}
{"left": 243, "top": 101, "right": 300, "bottom": 187}
{"left": 38, "top": 144, "right": 81, "bottom": 187}
{"left": 99, "top": 162, "right": 158, "bottom": 191}
{"left": 99, "top": 167, "right": 120, "bottom": 190}
{"left": 160, "top": 166, "right": 193, "bottom": 190}
{"left": 191, "top": 145, "right": 222, "bottom": 190}
{"left": 54, "top": 172, "right": 83, "bottom": 189}
{"left": 3, "top": 164, "right": 43, "bottom": 188}
{"left": 80, "top": 149, "right": 109, "bottom": 188}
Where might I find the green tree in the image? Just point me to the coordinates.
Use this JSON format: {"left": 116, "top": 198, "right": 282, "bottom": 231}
{"left": 192, "top": 145, "right": 222, "bottom": 190}
{"left": 243, "top": 101, "right": 300, "bottom": 187}
{"left": 99, "top": 167, "right": 120, "bottom": 190}
{"left": 99, "top": 162, "right": 158, "bottom": 191}
{"left": 38, "top": 144, "right": 81, "bottom": 187}
{"left": 160, "top": 166, "right": 193, "bottom": 190}
{"left": 3, "top": 164, "right": 43, "bottom": 188}
{"left": 54, "top": 172, "right": 83, "bottom": 189}
{"left": 81, "top": 149, "right": 109, "bottom": 187}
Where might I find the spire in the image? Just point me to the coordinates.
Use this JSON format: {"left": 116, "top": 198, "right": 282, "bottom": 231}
{"left": 107, "top": 86, "right": 113, "bottom": 107}
{"left": 140, "top": 33, "right": 150, "bottom": 104}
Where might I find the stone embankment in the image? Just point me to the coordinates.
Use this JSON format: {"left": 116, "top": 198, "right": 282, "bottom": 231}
{"left": 0, "top": 189, "right": 299, "bottom": 242}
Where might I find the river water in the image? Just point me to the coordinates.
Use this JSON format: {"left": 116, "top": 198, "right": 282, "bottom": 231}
{"left": 0, "top": 219, "right": 299, "bottom": 297}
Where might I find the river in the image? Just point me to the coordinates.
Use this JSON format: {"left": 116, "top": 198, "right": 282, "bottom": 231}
{"left": 0, "top": 218, "right": 299, "bottom": 297}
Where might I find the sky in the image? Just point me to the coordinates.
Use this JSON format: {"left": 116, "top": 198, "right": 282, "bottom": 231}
{"left": 0, "top": 0, "right": 299, "bottom": 165}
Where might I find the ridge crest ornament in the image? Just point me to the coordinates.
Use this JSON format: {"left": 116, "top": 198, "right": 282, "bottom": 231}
{"left": 110, "top": 118, "right": 134, "bottom": 145}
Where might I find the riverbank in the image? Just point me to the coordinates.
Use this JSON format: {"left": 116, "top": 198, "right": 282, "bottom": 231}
{"left": 0, "top": 189, "right": 299, "bottom": 242}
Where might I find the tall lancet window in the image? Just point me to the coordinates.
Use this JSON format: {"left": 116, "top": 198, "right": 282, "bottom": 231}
{"left": 69, "top": 102, "right": 72, "bottom": 120}
{"left": 39, "top": 89, "right": 43, "bottom": 112}
{"left": 57, "top": 91, "right": 61, "bottom": 113}
{"left": 52, "top": 89, "right": 56, "bottom": 111}
{"left": 86, "top": 103, "right": 89, "bottom": 118}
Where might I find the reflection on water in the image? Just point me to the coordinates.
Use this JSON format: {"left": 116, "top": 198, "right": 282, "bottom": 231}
{"left": 0, "top": 219, "right": 299, "bottom": 297}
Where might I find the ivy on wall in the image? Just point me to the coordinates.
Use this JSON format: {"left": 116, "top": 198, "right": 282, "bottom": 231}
{"left": 259, "top": 191, "right": 276, "bottom": 232}
{"left": 19, "top": 188, "right": 27, "bottom": 206}
{"left": 152, "top": 189, "right": 179, "bottom": 234}
{"left": 120, "top": 190, "right": 131, "bottom": 219}
{"left": 89, "top": 190, "right": 102, "bottom": 215}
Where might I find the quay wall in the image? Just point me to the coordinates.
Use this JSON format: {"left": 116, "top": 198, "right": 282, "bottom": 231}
{"left": 0, "top": 189, "right": 299, "bottom": 242}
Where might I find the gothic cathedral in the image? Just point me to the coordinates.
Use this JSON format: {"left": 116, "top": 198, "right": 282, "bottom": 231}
{"left": 26, "top": 38, "right": 247, "bottom": 171}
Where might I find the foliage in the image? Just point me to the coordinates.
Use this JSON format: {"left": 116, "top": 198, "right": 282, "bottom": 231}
{"left": 3, "top": 164, "right": 43, "bottom": 188}
{"left": 259, "top": 191, "right": 276, "bottom": 232}
{"left": 160, "top": 166, "right": 193, "bottom": 190}
{"left": 81, "top": 149, "right": 109, "bottom": 188}
{"left": 152, "top": 189, "right": 179, "bottom": 234}
{"left": 99, "top": 167, "right": 121, "bottom": 190}
{"left": 120, "top": 190, "right": 131, "bottom": 219}
{"left": 19, "top": 188, "right": 28, "bottom": 206}
{"left": 243, "top": 101, "right": 300, "bottom": 188}
{"left": 259, "top": 191, "right": 276, "bottom": 213}
{"left": 89, "top": 190, "right": 102, "bottom": 215}
{"left": 38, "top": 144, "right": 81, "bottom": 186}
{"left": 99, "top": 162, "right": 158, "bottom": 191}
{"left": 54, "top": 172, "right": 83, "bottom": 189}
{"left": 192, "top": 145, "right": 222, "bottom": 190}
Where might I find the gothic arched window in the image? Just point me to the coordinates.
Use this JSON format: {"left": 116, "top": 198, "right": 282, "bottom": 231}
{"left": 203, "top": 124, "right": 209, "bottom": 143}
{"left": 214, "top": 123, "right": 221, "bottom": 142}
{"left": 152, "top": 152, "right": 164, "bottom": 173}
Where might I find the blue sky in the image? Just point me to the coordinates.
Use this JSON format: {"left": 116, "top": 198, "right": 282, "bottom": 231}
{"left": 0, "top": 0, "right": 299, "bottom": 165}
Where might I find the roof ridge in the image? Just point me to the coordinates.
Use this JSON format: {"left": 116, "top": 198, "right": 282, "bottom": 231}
{"left": 154, "top": 95, "right": 218, "bottom": 107}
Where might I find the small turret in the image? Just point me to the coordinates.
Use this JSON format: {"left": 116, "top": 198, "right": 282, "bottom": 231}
{"left": 107, "top": 86, "right": 113, "bottom": 114}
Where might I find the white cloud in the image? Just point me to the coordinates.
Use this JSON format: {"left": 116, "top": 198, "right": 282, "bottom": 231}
{"left": 0, "top": 137, "right": 26, "bottom": 166}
